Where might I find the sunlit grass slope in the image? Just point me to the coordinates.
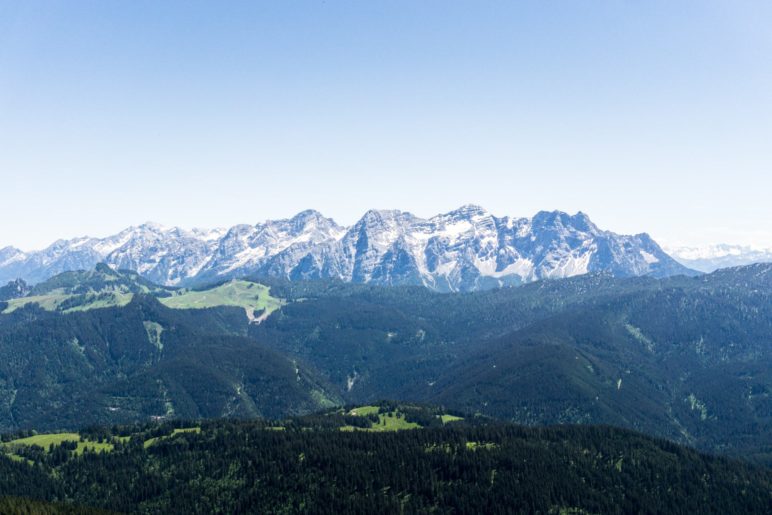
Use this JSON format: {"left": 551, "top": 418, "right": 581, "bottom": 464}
{"left": 341, "top": 406, "right": 421, "bottom": 432}
{"left": 158, "top": 280, "right": 284, "bottom": 316}
{"left": 3, "top": 291, "right": 133, "bottom": 313}
{"left": 2, "top": 433, "right": 114, "bottom": 457}
{"left": 1, "top": 269, "right": 284, "bottom": 319}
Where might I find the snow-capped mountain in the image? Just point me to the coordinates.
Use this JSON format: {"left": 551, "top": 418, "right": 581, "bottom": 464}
{"left": 665, "top": 244, "right": 772, "bottom": 273}
{"left": 0, "top": 207, "right": 696, "bottom": 291}
{"left": 0, "top": 224, "right": 226, "bottom": 286}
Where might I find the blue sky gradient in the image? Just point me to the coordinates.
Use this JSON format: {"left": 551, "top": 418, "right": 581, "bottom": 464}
{"left": 1, "top": 1, "right": 770, "bottom": 250}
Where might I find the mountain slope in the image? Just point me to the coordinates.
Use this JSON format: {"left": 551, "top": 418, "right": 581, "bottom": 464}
{"left": 428, "top": 264, "right": 772, "bottom": 458}
{"left": 0, "top": 288, "right": 338, "bottom": 431}
{"left": 0, "top": 207, "right": 696, "bottom": 291}
{"left": 248, "top": 264, "right": 772, "bottom": 460}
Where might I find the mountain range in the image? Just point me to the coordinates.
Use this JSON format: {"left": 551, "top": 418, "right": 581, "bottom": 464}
{"left": 666, "top": 243, "right": 772, "bottom": 272}
{"left": 0, "top": 206, "right": 695, "bottom": 291}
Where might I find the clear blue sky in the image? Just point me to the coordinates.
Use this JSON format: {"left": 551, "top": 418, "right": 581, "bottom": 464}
{"left": 1, "top": 1, "right": 770, "bottom": 250}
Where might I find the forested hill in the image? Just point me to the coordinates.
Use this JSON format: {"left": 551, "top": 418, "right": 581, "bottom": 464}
{"left": 1, "top": 404, "right": 770, "bottom": 514}
{"left": 249, "top": 265, "right": 772, "bottom": 460}
{"left": 0, "top": 279, "right": 338, "bottom": 431}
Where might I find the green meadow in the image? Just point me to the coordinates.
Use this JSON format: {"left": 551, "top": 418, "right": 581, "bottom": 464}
{"left": 3, "top": 428, "right": 204, "bottom": 460}
{"left": 341, "top": 407, "right": 421, "bottom": 432}
{"left": 2, "top": 433, "right": 114, "bottom": 457}
{"left": 158, "top": 280, "right": 284, "bottom": 316}
{"left": 143, "top": 427, "right": 201, "bottom": 448}
{"left": 346, "top": 405, "right": 380, "bottom": 416}
{"left": 2, "top": 291, "right": 134, "bottom": 314}
{"left": 2, "top": 279, "right": 283, "bottom": 320}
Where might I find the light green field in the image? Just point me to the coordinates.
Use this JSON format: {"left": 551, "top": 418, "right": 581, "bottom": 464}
{"left": 2, "top": 290, "right": 133, "bottom": 314}
{"left": 5, "top": 433, "right": 82, "bottom": 447}
{"left": 341, "top": 408, "right": 420, "bottom": 432}
{"left": 369, "top": 412, "right": 420, "bottom": 431}
{"left": 7, "top": 453, "right": 33, "bottom": 465}
{"left": 2, "top": 432, "right": 114, "bottom": 458}
{"left": 441, "top": 414, "right": 464, "bottom": 424}
{"left": 66, "top": 292, "right": 134, "bottom": 312}
{"left": 143, "top": 427, "right": 201, "bottom": 448}
{"left": 347, "top": 405, "right": 380, "bottom": 416}
{"left": 159, "top": 280, "right": 283, "bottom": 317}
{"left": 171, "top": 427, "right": 201, "bottom": 436}
{"left": 2, "top": 280, "right": 283, "bottom": 320}
{"left": 3, "top": 293, "right": 69, "bottom": 313}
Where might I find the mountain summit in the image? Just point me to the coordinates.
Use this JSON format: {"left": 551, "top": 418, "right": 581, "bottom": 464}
{"left": 0, "top": 208, "right": 695, "bottom": 291}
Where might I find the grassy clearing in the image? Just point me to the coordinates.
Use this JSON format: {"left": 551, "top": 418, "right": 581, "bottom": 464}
{"left": 142, "top": 437, "right": 160, "bottom": 449}
{"left": 159, "top": 280, "right": 283, "bottom": 317}
{"left": 3, "top": 293, "right": 69, "bottom": 313}
{"left": 368, "top": 413, "right": 420, "bottom": 431}
{"left": 143, "top": 427, "right": 201, "bottom": 448}
{"left": 75, "top": 441, "right": 114, "bottom": 454}
{"left": 1, "top": 432, "right": 115, "bottom": 459}
{"left": 5, "top": 433, "right": 82, "bottom": 448}
{"left": 347, "top": 405, "right": 380, "bottom": 416}
{"left": 341, "top": 408, "right": 420, "bottom": 432}
{"left": 441, "top": 414, "right": 464, "bottom": 424}
{"left": 65, "top": 293, "right": 133, "bottom": 312}
{"left": 171, "top": 427, "right": 201, "bottom": 436}
{"left": 2, "top": 291, "right": 133, "bottom": 314}
{"left": 1, "top": 279, "right": 283, "bottom": 319}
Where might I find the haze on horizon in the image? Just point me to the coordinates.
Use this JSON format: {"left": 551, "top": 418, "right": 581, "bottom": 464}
{"left": 1, "top": 1, "right": 770, "bottom": 251}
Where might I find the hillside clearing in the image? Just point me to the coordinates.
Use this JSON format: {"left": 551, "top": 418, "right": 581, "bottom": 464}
{"left": 159, "top": 280, "right": 284, "bottom": 319}
{"left": 1, "top": 279, "right": 283, "bottom": 321}
{"left": 143, "top": 427, "right": 201, "bottom": 448}
{"left": 2, "top": 432, "right": 114, "bottom": 457}
{"left": 2, "top": 291, "right": 133, "bottom": 314}
{"left": 342, "top": 407, "right": 421, "bottom": 432}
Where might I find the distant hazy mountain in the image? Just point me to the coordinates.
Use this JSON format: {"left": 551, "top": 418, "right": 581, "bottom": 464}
{"left": 666, "top": 244, "right": 772, "bottom": 272}
{"left": 0, "top": 207, "right": 696, "bottom": 291}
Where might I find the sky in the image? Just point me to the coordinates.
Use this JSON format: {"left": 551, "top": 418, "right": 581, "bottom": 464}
{"left": 0, "top": 0, "right": 770, "bottom": 251}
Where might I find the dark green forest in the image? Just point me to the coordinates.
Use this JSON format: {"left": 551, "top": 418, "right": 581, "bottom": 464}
{"left": 1, "top": 405, "right": 771, "bottom": 514}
